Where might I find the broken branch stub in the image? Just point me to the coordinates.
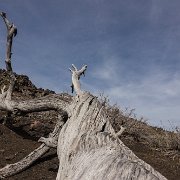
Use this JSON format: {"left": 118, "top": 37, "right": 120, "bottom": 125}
{"left": 69, "top": 64, "right": 87, "bottom": 95}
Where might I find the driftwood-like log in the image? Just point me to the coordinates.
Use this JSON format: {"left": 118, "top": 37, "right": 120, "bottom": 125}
{"left": 0, "top": 13, "right": 167, "bottom": 180}
{"left": 56, "top": 92, "right": 167, "bottom": 180}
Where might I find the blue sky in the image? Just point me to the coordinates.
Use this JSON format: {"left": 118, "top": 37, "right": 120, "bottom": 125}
{"left": 0, "top": 0, "right": 180, "bottom": 130}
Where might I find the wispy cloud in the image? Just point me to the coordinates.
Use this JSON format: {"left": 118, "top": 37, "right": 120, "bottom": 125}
{"left": 92, "top": 58, "right": 180, "bottom": 129}
{"left": 92, "top": 57, "right": 119, "bottom": 82}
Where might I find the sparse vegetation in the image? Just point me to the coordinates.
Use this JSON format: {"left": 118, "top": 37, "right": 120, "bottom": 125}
{"left": 106, "top": 102, "right": 180, "bottom": 152}
{"left": 0, "top": 69, "right": 179, "bottom": 179}
{"left": 0, "top": 12, "right": 179, "bottom": 180}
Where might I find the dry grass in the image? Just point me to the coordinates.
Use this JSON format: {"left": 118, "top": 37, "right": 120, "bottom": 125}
{"left": 98, "top": 94, "right": 180, "bottom": 158}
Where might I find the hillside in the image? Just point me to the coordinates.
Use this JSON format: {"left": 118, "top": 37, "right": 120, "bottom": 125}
{"left": 0, "top": 69, "right": 179, "bottom": 180}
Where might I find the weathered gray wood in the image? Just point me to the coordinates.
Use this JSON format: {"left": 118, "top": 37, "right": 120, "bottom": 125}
{"left": 56, "top": 92, "right": 167, "bottom": 180}
{"left": 0, "top": 144, "right": 49, "bottom": 179}
{"left": 0, "top": 12, "right": 17, "bottom": 72}
{"left": 0, "top": 94, "right": 70, "bottom": 113}
{"left": 0, "top": 112, "right": 66, "bottom": 179}
{"left": 69, "top": 64, "right": 87, "bottom": 95}
{"left": 0, "top": 12, "right": 16, "bottom": 101}
{"left": 0, "top": 12, "right": 168, "bottom": 180}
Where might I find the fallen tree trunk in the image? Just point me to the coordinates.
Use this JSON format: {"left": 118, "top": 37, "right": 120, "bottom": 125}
{"left": 0, "top": 91, "right": 167, "bottom": 180}
{"left": 0, "top": 13, "right": 167, "bottom": 180}
{"left": 56, "top": 92, "right": 167, "bottom": 180}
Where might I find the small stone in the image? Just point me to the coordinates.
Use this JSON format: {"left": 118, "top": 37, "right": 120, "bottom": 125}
{"left": 5, "top": 155, "right": 15, "bottom": 160}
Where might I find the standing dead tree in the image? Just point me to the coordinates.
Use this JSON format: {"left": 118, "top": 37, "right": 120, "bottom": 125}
{"left": 0, "top": 13, "right": 167, "bottom": 180}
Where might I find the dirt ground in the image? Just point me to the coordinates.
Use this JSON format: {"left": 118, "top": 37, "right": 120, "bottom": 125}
{"left": 0, "top": 124, "right": 58, "bottom": 180}
{"left": 0, "top": 124, "right": 179, "bottom": 180}
{"left": 123, "top": 139, "right": 180, "bottom": 180}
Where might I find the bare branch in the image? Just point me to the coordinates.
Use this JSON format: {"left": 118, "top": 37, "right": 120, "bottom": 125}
{"left": 0, "top": 86, "right": 7, "bottom": 99}
{"left": 0, "top": 94, "right": 70, "bottom": 114}
{"left": 116, "top": 126, "right": 126, "bottom": 137}
{"left": 77, "top": 65, "right": 87, "bottom": 76}
{"left": 38, "top": 114, "right": 66, "bottom": 148}
{"left": 69, "top": 64, "right": 87, "bottom": 96}
{"left": 0, "top": 113, "right": 67, "bottom": 178}
{"left": 0, "top": 12, "right": 17, "bottom": 102}
{"left": 1, "top": 85, "right": 6, "bottom": 94}
{"left": 6, "top": 74, "right": 16, "bottom": 100}
{"left": 0, "top": 144, "right": 49, "bottom": 179}
{"left": 71, "top": 64, "right": 78, "bottom": 71}
{"left": 69, "top": 68, "right": 73, "bottom": 72}
{"left": 0, "top": 11, "right": 17, "bottom": 72}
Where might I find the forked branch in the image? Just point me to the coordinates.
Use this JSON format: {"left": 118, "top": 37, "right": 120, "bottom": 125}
{"left": 69, "top": 64, "right": 87, "bottom": 95}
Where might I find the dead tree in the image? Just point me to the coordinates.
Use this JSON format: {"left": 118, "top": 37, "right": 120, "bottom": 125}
{"left": 0, "top": 13, "right": 167, "bottom": 180}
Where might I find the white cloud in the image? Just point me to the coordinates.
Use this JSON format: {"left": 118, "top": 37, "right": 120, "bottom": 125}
{"left": 92, "top": 57, "right": 120, "bottom": 81}
{"left": 92, "top": 59, "right": 180, "bottom": 129}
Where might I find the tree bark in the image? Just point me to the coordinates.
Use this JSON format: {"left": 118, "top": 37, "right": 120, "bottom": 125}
{"left": 0, "top": 94, "right": 70, "bottom": 113}
{"left": 0, "top": 92, "right": 168, "bottom": 180}
{"left": 56, "top": 92, "right": 167, "bottom": 180}
{"left": 0, "top": 12, "right": 16, "bottom": 102}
